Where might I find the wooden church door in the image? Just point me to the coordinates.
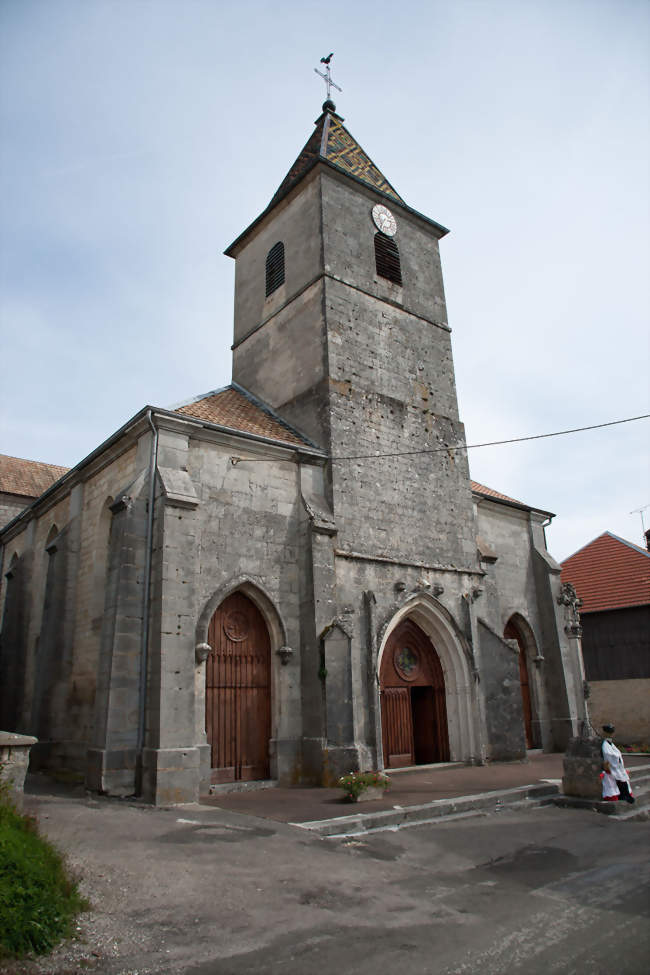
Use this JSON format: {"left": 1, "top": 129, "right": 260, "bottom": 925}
{"left": 206, "top": 592, "right": 271, "bottom": 783}
{"left": 504, "top": 620, "right": 534, "bottom": 748}
{"left": 380, "top": 620, "right": 450, "bottom": 768}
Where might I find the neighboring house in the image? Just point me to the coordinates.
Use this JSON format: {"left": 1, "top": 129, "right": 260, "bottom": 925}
{"left": 0, "top": 100, "right": 587, "bottom": 804}
{"left": 0, "top": 455, "right": 69, "bottom": 530}
{"left": 561, "top": 532, "right": 650, "bottom": 743}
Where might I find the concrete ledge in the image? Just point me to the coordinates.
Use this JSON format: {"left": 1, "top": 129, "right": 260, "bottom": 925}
{"left": 292, "top": 782, "right": 560, "bottom": 837}
{"left": 0, "top": 731, "right": 38, "bottom": 809}
{"left": 209, "top": 779, "right": 278, "bottom": 795}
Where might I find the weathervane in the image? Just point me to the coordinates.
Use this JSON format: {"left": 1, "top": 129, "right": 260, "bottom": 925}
{"left": 314, "top": 53, "right": 342, "bottom": 101}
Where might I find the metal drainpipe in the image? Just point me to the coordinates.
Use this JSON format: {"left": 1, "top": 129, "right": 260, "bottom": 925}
{"left": 137, "top": 410, "right": 159, "bottom": 790}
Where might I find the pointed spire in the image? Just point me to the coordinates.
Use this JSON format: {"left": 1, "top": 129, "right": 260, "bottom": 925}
{"left": 268, "top": 103, "right": 404, "bottom": 208}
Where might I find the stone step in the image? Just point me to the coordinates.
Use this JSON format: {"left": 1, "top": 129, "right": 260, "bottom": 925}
{"left": 291, "top": 782, "right": 560, "bottom": 838}
{"left": 553, "top": 764, "right": 650, "bottom": 819}
{"left": 209, "top": 779, "right": 277, "bottom": 795}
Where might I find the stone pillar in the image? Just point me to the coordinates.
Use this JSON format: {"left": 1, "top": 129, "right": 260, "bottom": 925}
{"left": 320, "top": 618, "right": 361, "bottom": 782}
{"left": 0, "top": 732, "right": 37, "bottom": 810}
{"left": 530, "top": 522, "right": 578, "bottom": 749}
{"left": 140, "top": 429, "right": 202, "bottom": 804}
{"left": 300, "top": 468, "right": 339, "bottom": 783}
{"left": 562, "top": 730, "right": 602, "bottom": 799}
{"left": 86, "top": 474, "right": 148, "bottom": 795}
{"left": 194, "top": 642, "right": 211, "bottom": 795}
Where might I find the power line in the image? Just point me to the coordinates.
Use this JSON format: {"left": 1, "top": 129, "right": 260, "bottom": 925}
{"left": 230, "top": 412, "right": 649, "bottom": 465}
{"left": 329, "top": 413, "right": 650, "bottom": 462}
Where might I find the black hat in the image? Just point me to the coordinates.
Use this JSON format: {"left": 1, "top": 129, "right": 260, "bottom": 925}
{"left": 602, "top": 724, "right": 615, "bottom": 734}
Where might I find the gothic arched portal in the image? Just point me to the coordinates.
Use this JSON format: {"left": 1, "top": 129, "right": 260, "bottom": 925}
{"left": 206, "top": 591, "right": 271, "bottom": 783}
{"left": 379, "top": 618, "right": 450, "bottom": 768}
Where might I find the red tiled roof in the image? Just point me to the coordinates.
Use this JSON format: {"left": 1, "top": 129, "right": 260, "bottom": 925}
{"left": 561, "top": 531, "right": 650, "bottom": 613}
{"left": 0, "top": 454, "right": 69, "bottom": 499}
{"left": 471, "top": 480, "right": 523, "bottom": 506}
{"left": 175, "top": 386, "right": 316, "bottom": 449}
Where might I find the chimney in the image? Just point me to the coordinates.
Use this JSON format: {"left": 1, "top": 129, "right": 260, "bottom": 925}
{"left": 645, "top": 528, "right": 650, "bottom": 552}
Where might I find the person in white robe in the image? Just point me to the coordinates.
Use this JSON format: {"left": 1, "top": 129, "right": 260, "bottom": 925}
{"left": 600, "top": 765, "right": 620, "bottom": 801}
{"left": 601, "top": 724, "right": 635, "bottom": 804}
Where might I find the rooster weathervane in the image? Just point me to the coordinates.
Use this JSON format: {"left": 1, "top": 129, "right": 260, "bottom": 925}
{"left": 314, "top": 53, "right": 342, "bottom": 100}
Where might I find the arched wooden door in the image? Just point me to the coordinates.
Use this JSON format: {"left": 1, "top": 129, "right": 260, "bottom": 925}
{"left": 380, "top": 619, "right": 450, "bottom": 768}
{"left": 206, "top": 592, "right": 271, "bottom": 784}
{"left": 504, "top": 620, "right": 534, "bottom": 748}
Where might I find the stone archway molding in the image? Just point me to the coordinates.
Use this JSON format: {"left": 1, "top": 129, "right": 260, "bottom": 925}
{"left": 196, "top": 575, "right": 288, "bottom": 654}
{"left": 377, "top": 593, "right": 482, "bottom": 765}
{"left": 505, "top": 611, "right": 544, "bottom": 667}
{"left": 504, "top": 611, "right": 548, "bottom": 750}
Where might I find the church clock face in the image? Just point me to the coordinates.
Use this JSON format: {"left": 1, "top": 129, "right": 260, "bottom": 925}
{"left": 372, "top": 203, "right": 397, "bottom": 237}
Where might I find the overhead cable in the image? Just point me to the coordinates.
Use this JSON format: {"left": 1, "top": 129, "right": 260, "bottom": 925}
{"left": 230, "top": 413, "right": 649, "bottom": 466}
{"left": 330, "top": 413, "right": 650, "bottom": 461}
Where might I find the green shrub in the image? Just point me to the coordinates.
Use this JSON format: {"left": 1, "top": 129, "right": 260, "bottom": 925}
{"left": 0, "top": 776, "right": 87, "bottom": 959}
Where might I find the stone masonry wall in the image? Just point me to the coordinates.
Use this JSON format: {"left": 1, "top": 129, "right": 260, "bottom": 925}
{"left": 232, "top": 174, "right": 323, "bottom": 346}
{"left": 325, "top": 277, "right": 477, "bottom": 566}
{"left": 0, "top": 443, "right": 139, "bottom": 777}
{"left": 0, "top": 492, "right": 30, "bottom": 531}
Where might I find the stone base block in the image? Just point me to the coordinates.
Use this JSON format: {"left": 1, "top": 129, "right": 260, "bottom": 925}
{"left": 0, "top": 732, "right": 37, "bottom": 809}
{"left": 270, "top": 737, "right": 301, "bottom": 784}
{"left": 299, "top": 737, "right": 327, "bottom": 785}
{"left": 141, "top": 746, "right": 200, "bottom": 805}
{"left": 86, "top": 747, "right": 138, "bottom": 796}
{"left": 197, "top": 743, "right": 211, "bottom": 796}
{"left": 352, "top": 785, "right": 387, "bottom": 803}
{"left": 322, "top": 745, "right": 363, "bottom": 786}
{"left": 562, "top": 734, "right": 602, "bottom": 799}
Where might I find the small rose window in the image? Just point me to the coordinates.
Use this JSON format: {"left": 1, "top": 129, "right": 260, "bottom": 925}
{"left": 394, "top": 645, "right": 420, "bottom": 681}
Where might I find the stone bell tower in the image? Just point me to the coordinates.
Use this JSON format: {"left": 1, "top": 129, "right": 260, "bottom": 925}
{"left": 225, "top": 97, "right": 484, "bottom": 779}
{"left": 226, "top": 99, "right": 478, "bottom": 572}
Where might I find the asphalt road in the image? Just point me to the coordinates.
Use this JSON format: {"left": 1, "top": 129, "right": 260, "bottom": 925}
{"left": 6, "top": 787, "right": 650, "bottom": 975}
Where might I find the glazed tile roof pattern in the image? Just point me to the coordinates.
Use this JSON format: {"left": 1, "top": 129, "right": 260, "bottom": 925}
{"left": 174, "top": 385, "right": 316, "bottom": 449}
{"left": 561, "top": 531, "right": 650, "bottom": 613}
{"left": 269, "top": 110, "right": 404, "bottom": 208}
{"left": 0, "top": 454, "right": 68, "bottom": 499}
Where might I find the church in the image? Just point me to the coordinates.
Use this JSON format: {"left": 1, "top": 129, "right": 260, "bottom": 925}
{"left": 0, "top": 97, "right": 587, "bottom": 804}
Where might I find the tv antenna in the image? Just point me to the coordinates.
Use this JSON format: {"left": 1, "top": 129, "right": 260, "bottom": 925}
{"left": 629, "top": 504, "right": 650, "bottom": 543}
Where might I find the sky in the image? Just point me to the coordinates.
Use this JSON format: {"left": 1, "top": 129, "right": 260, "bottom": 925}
{"left": 0, "top": 0, "right": 648, "bottom": 562}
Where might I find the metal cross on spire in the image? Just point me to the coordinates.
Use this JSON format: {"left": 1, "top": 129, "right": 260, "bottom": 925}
{"left": 314, "top": 53, "right": 342, "bottom": 100}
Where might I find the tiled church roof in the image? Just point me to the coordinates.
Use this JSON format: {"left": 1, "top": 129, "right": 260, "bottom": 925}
{"left": 174, "top": 384, "right": 318, "bottom": 450}
{"left": 470, "top": 479, "right": 553, "bottom": 516}
{"left": 269, "top": 108, "right": 404, "bottom": 209}
{"left": 561, "top": 531, "right": 650, "bottom": 614}
{"left": 471, "top": 481, "right": 521, "bottom": 505}
{"left": 0, "top": 454, "right": 68, "bottom": 499}
{"left": 225, "top": 104, "right": 448, "bottom": 258}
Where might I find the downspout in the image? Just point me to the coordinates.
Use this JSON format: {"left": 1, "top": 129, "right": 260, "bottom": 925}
{"left": 137, "top": 410, "right": 159, "bottom": 791}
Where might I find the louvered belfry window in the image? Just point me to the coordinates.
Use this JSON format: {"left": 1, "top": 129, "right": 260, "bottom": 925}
{"left": 374, "top": 232, "right": 402, "bottom": 286}
{"left": 265, "top": 241, "right": 285, "bottom": 297}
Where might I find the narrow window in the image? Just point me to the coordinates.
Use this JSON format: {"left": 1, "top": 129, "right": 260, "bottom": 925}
{"left": 374, "top": 232, "right": 402, "bottom": 285}
{"left": 265, "top": 241, "right": 285, "bottom": 297}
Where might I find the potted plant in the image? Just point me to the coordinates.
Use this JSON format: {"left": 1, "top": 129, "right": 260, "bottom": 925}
{"left": 338, "top": 770, "right": 390, "bottom": 803}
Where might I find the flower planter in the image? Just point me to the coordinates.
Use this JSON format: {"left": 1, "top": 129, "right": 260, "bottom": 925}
{"left": 339, "top": 770, "right": 390, "bottom": 803}
{"left": 351, "top": 786, "right": 387, "bottom": 803}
